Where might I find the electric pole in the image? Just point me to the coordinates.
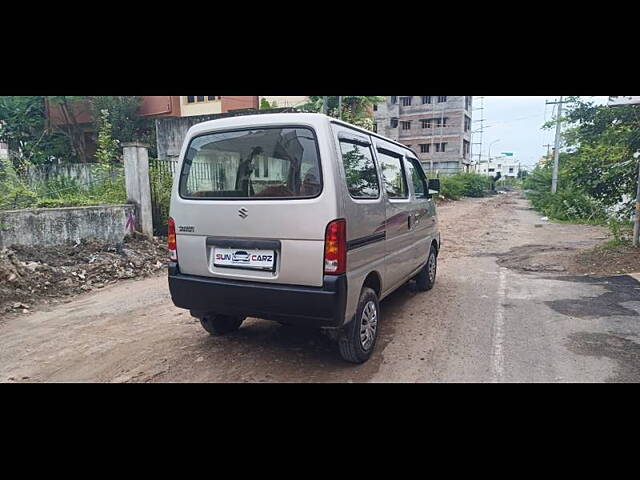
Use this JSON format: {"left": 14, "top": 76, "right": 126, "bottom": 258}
{"left": 472, "top": 96, "right": 485, "bottom": 167}
{"left": 338, "top": 96, "right": 342, "bottom": 119}
{"left": 543, "top": 143, "right": 553, "bottom": 161}
{"left": 634, "top": 151, "right": 640, "bottom": 247}
{"left": 546, "top": 97, "right": 568, "bottom": 194}
{"left": 322, "top": 96, "right": 328, "bottom": 114}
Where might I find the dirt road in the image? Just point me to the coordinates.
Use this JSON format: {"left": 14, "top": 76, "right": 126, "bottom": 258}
{"left": 2, "top": 192, "right": 639, "bottom": 382}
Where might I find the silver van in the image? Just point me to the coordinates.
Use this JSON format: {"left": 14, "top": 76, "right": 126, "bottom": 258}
{"left": 168, "top": 113, "right": 441, "bottom": 363}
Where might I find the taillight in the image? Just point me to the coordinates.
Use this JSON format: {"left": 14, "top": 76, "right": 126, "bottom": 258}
{"left": 168, "top": 217, "right": 178, "bottom": 262}
{"left": 324, "top": 219, "right": 346, "bottom": 275}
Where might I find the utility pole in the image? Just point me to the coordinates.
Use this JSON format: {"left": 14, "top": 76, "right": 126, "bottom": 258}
{"left": 472, "top": 96, "right": 485, "bottom": 166}
{"left": 338, "top": 96, "right": 342, "bottom": 120}
{"left": 322, "top": 96, "right": 328, "bottom": 115}
{"left": 546, "top": 97, "right": 568, "bottom": 194}
{"left": 634, "top": 151, "right": 640, "bottom": 247}
{"left": 543, "top": 143, "right": 553, "bottom": 161}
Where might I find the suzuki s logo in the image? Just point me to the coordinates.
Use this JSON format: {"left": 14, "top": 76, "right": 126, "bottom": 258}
{"left": 238, "top": 207, "right": 248, "bottom": 219}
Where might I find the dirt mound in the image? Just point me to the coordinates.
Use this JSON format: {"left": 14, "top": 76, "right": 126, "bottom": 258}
{"left": 573, "top": 244, "right": 640, "bottom": 276}
{"left": 0, "top": 235, "right": 168, "bottom": 314}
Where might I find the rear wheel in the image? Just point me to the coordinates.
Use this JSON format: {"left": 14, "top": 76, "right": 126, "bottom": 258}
{"left": 338, "top": 287, "right": 380, "bottom": 364}
{"left": 199, "top": 314, "right": 245, "bottom": 336}
{"left": 415, "top": 245, "right": 437, "bottom": 291}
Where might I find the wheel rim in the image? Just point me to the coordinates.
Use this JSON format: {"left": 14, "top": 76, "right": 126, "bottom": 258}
{"left": 360, "top": 300, "right": 378, "bottom": 351}
{"left": 428, "top": 253, "right": 436, "bottom": 283}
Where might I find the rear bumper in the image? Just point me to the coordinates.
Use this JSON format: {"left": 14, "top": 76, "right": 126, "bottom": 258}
{"left": 168, "top": 263, "right": 347, "bottom": 328}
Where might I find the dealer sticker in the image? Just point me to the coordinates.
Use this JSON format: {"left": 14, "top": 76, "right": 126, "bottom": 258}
{"left": 213, "top": 248, "right": 275, "bottom": 271}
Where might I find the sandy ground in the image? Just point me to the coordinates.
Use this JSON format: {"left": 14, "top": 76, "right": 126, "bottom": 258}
{"left": 1, "top": 192, "right": 639, "bottom": 383}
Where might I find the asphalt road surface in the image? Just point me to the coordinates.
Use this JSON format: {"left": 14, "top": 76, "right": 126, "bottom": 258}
{"left": 2, "top": 192, "right": 639, "bottom": 382}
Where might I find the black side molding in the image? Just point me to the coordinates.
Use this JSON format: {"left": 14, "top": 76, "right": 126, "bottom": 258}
{"left": 347, "top": 231, "right": 386, "bottom": 251}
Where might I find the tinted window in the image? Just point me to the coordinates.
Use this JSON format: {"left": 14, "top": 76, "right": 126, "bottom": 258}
{"left": 405, "top": 157, "right": 427, "bottom": 197}
{"left": 339, "top": 141, "right": 379, "bottom": 199}
{"left": 179, "top": 127, "right": 321, "bottom": 199}
{"left": 377, "top": 150, "right": 408, "bottom": 199}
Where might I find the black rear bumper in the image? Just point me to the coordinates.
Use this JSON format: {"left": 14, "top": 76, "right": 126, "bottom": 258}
{"left": 168, "top": 263, "right": 347, "bottom": 328}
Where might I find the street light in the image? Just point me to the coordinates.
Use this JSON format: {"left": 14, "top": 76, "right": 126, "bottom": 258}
{"left": 488, "top": 139, "right": 501, "bottom": 163}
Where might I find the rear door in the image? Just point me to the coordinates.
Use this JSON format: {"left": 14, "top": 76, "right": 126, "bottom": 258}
{"left": 170, "top": 124, "right": 336, "bottom": 287}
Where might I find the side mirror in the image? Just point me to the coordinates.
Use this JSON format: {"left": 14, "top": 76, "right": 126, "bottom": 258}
{"left": 428, "top": 178, "right": 440, "bottom": 193}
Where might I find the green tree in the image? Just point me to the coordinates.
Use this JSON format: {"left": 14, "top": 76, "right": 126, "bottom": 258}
{"left": 0, "top": 96, "right": 71, "bottom": 166}
{"left": 46, "top": 96, "right": 92, "bottom": 162}
{"left": 526, "top": 97, "right": 640, "bottom": 222}
{"left": 89, "top": 96, "right": 156, "bottom": 155}
{"left": 299, "top": 96, "right": 385, "bottom": 130}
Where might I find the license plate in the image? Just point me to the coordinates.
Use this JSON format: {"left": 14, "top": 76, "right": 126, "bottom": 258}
{"left": 213, "top": 248, "right": 276, "bottom": 271}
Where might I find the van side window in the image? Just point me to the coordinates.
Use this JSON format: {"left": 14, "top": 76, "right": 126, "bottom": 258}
{"left": 377, "top": 150, "right": 408, "bottom": 199}
{"left": 405, "top": 157, "right": 427, "bottom": 197}
{"left": 339, "top": 140, "right": 380, "bottom": 199}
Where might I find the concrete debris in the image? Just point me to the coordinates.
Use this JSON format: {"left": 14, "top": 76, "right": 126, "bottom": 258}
{"left": 1, "top": 236, "right": 168, "bottom": 313}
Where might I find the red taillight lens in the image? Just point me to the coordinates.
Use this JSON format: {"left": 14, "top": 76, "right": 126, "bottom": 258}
{"left": 168, "top": 217, "right": 177, "bottom": 262}
{"left": 324, "top": 219, "right": 346, "bottom": 275}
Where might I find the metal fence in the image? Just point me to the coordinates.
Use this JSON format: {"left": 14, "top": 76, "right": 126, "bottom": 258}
{"left": 149, "top": 158, "right": 178, "bottom": 236}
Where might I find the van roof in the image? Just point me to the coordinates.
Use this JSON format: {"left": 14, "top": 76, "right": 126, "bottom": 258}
{"left": 185, "top": 112, "right": 419, "bottom": 159}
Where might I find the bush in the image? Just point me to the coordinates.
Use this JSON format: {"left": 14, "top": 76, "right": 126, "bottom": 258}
{"left": 440, "top": 172, "right": 491, "bottom": 200}
{"left": 528, "top": 188, "right": 606, "bottom": 222}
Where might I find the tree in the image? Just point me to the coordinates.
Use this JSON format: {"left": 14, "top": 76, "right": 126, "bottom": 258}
{"left": 298, "top": 96, "right": 385, "bottom": 130}
{"left": 46, "top": 96, "right": 92, "bottom": 163}
{"left": 89, "top": 96, "right": 155, "bottom": 154}
{"left": 0, "top": 96, "right": 71, "bottom": 167}
{"left": 526, "top": 97, "right": 640, "bottom": 221}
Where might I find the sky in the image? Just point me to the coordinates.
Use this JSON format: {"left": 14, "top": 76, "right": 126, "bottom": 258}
{"left": 476, "top": 96, "right": 609, "bottom": 169}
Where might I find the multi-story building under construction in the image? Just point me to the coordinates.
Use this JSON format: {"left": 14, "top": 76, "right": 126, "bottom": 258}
{"left": 373, "top": 96, "right": 473, "bottom": 175}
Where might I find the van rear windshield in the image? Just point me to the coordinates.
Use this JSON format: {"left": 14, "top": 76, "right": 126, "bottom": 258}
{"left": 179, "top": 127, "right": 322, "bottom": 199}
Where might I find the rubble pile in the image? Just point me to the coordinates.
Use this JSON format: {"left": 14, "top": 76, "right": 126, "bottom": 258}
{"left": 0, "top": 235, "right": 168, "bottom": 313}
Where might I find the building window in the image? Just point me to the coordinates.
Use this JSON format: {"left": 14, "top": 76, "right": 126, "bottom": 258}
{"left": 435, "top": 142, "right": 447, "bottom": 152}
{"left": 401, "top": 96, "right": 412, "bottom": 106}
{"left": 509, "top": 167, "right": 514, "bottom": 173}
{"left": 373, "top": 104, "right": 378, "bottom": 111}
{"left": 437, "top": 96, "right": 447, "bottom": 103}
{"left": 390, "top": 96, "right": 397, "bottom": 104}
{"left": 400, "top": 121, "right": 411, "bottom": 130}
{"left": 464, "top": 116, "right": 471, "bottom": 132}
{"left": 465, "top": 96, "right": 472, "bottom": 111}
{"left": 373, "top": 123, "right": 378, "bottom": 133}
{"left": 421, "top": 119, "right": 432, "bottom": 129}
{"left": 420, "top": 144, "right": 430, "bottom": 153}
{"left": 422, "top": 96, "right": 432, "bottom": 104}
{"left": 390, "top": 118, "right": 398, "bottom": 128}
{"left": 435, "top": 117, "right": 448, "bottom": 128}
{"left": 488, "top": 168, "right": 495, "bottom": 173}
{"left": 463, "top": 140, "right": 470, "bottom": 158}
{"left": 186, "top": 96, "right": 220, "bottom": 104}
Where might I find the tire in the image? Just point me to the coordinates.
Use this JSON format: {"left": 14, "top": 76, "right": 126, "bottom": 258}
{"left": 199, "top": 314, "right": 245, "bottom": 336}
{"left": 415, "top": 245, "right": 437, "bottom": 292}
{"left": 338, "top": 287, "right": 380, "bottom": 364}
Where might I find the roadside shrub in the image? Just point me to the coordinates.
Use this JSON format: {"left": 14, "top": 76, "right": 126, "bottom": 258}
{"left": 439, "top": 172, "right": 491, "bottom": 200}
{"left": 529, "top": 188, "right": 607, "bottom": 222}
{"left": 440, "top": 175, "right": 465, "bottom": 200}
